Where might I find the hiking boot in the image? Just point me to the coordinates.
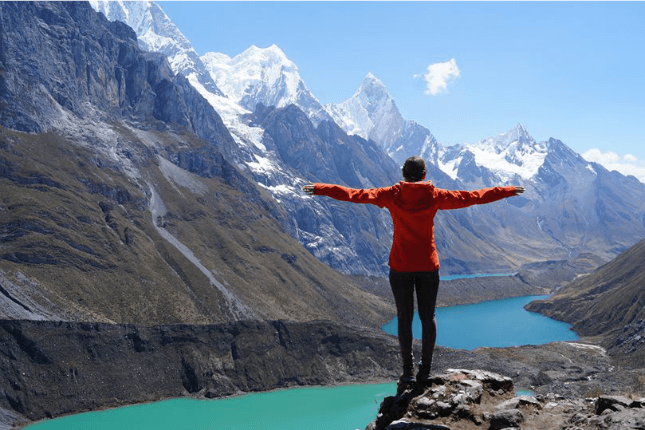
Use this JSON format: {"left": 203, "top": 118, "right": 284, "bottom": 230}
{"left": 398, "top": 365, "right": 416, "bottom": 384}
{"left": 416, "top": 363, "right": 431, "bottom": 383}
{"left": 396, "top": 366, "right": 416, "bottom": 394}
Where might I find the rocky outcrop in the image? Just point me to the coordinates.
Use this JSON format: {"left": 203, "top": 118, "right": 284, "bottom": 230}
{"left": 604, "top": 320, "right": 645, "bottom": 367}
{"left": 368, "top": 369, "right": 645, "bottom": 430}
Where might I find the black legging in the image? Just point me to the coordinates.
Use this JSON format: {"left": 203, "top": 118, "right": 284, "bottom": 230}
{"left": 389, "top": 269, "right": 440, "bottom": 371}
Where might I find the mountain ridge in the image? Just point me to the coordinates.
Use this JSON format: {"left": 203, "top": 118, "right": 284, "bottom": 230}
{"left": 2, "top": 0, "right": 644, "bottom": 300}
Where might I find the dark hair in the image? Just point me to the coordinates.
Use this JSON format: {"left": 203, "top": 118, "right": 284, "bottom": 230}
{"left": 402, "top": 156, "right": 426, "bottom": 182}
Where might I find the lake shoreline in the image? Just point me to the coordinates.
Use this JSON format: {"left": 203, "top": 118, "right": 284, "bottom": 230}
{"left": 22, "top": 380, "right": 399, "bottom": 429}
{"left": 382, "top": 294, "right": 579, "bottom": 351}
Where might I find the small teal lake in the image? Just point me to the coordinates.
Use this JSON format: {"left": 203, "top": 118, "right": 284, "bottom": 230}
{"left": 26, "top": 290, "right": 578, "bottom": 430}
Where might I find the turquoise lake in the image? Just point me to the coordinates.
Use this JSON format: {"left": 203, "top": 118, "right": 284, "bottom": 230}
{"left": 382, "top": 294, "right": 579, "bottom": 350}
{"left": 25, "top": 383, "right": 395, "bottom": 430}
{"left": 26, "top": 290, "right": 578, "bottom": 430}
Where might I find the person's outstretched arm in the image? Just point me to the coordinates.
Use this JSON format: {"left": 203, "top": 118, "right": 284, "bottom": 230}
{"left": 436, "top": 185, "right": 524, "bottom": 210}
{"left": 302, "top": 183, "right": 390, "bottom": 207}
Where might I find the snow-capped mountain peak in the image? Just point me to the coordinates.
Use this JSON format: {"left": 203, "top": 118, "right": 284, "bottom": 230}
{"left": 475, "top": 123, "right": 535, "bottom": 153}
{"left": 201, "top": 44, "right": 295, "bottom": 103}
{"left": 364, "top": 71, "right": 380, "bottom": 83}
{"left": 201, "top": 44, "right": 324, "bottom": 121}
{"left": 357, "top": 72, "right": 390, "bottom": 108}
{"left": 465, "top": 124, "right": 548, "bottom": 181}
{"left": 92, "top": 1, "right": 188, "bottom": 60}
{"left": 324, "top": 72, "right": 443, "bottom": 165}
{"left": 324, "top": 72, "right": 404, "bottom": 147}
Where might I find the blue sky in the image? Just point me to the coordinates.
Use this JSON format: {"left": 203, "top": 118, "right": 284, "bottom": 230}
{"left": 159, "top": 1, "right": 645, "bottom": 182}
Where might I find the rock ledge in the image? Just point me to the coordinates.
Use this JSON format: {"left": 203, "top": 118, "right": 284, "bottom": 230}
{"left": 367, "top": 369, "right": 645, "bottom": 430}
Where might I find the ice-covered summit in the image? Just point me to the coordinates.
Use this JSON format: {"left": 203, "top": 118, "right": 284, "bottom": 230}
{"left": 474, "top": 123, "right": 536, "bottom": 152}
{"left": 87, "top": 1, "right": 586, "bottom": 187}
{"left": 201, "top": 44, "right": 326, "bottom": 122}
{"left": 324, "top": 72, "right": 404, "bottom": 148}
{"left": 440, "top": 124, "right": 549, "bottom": 181}
{"left": 324, "top": 73, "right": 441, "bottom": 165}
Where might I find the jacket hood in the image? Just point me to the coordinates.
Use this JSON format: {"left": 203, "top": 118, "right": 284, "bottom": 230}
{"left": 393, "top": 181, "right": 436, "bottom": 211}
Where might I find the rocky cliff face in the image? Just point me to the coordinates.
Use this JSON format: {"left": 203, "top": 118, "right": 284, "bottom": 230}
{"left": 90, "top": 0, "right": 225, "bottom": 98}
{"left": 0, "top": 1, "right": 240, "bottom": 160}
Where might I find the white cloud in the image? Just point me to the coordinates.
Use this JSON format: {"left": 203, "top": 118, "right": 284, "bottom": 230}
{"left": 582, "top": 149, "right": 645, "bottom": 184}
{"left": 415, "top": 59, "right": 460, "bottom": 96}
{"left": 624, "top": 154, "right": 638, "bottom": 163}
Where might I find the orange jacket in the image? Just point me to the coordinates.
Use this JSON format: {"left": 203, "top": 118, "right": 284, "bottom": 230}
{"left": 313, "top": 181, "right": 517, "bottom": 272}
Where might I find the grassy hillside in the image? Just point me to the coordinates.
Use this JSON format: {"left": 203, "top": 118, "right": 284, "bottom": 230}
{"left": 526, "top": 237, "right": 645, "bottom": 366}
{"left": 527, "top": 238, "right": 645, "bottom": 334}
{"left": 0, "top": 125, "right": 393, "bottom": 327}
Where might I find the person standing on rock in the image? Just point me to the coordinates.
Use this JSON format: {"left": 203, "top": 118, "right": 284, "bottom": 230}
{"left": 303, "top": 156, "right": 524, "bottom": 384}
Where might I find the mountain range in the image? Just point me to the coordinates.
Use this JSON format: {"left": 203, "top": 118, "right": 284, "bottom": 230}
{"left": 1, "top": 0, "right": 645, "bottom": 326}
{"left": 2, "top": 3, "right": 645, "bottom": 428}
{"left": 88, "top": 0, "right": 645, "bottom": 279}
{"left": 2, "top": 1, "right": 645, "bottom": 312}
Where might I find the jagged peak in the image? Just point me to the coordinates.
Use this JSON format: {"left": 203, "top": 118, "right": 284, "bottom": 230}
{"left": 475, "top": 123, "right": 537, "bottom": 154}
{"left": 512, "top": 122, "right": 528, "bottom": 133}
{"left": 501, "top": 123, "right": 534, "bottom": 144}
{"left": 362, "top": 72, "right": 385, "bottom": 87}
{"left": 358, "top": 72, "right": 389, "bottom": 96}
{"left": 90, "top": 1, "right": 195, "bottom": 58}
{"left": 510, "top": 122, "right": 532, "bottom": 141}
{"left": 240, "top": 44, "right": 290, "bottom": 63}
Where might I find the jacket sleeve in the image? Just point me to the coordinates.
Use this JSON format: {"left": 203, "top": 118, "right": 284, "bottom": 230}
{"left": 435, "top": 186, "right": 517, "bottom": 210}
{"left": 313, "top": 183, "right": 391, "bottom": 208}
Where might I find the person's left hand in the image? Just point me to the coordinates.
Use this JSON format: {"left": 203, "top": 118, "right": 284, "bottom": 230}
{"left": 303, "top": 183, "right": 315, "bottom": 195}
{"left": 514, "top": 186, "right": 525, "bottom": 195}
